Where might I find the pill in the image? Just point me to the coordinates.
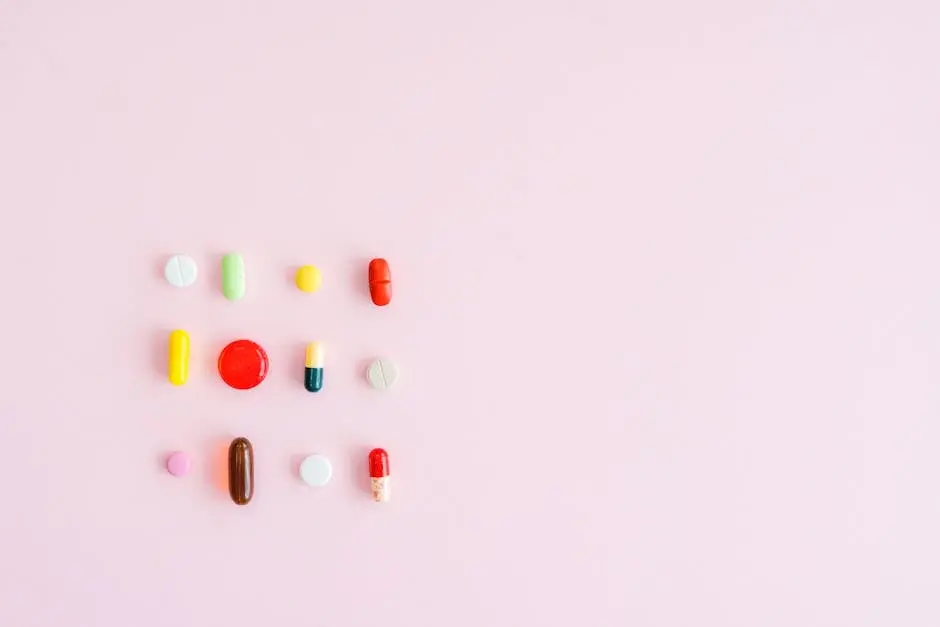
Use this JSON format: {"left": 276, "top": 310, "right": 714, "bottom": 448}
{"left": 218, "top": 339, "right": 269, "bottom": 390}
{"left": 228, "top": 437, "right": 254, "bottom": 505}
{"left": 164, "top": 254, "right": 198, "bottom": 288}
{"left": 304, "top": 342, "right": 324, "bottom": 393}
{"left": 168, "top": 330, "right": 190, "bottom": 385}
{"left": 295, "top": 265, "right": 322, "bottom": 293}
{"left": 366, "top": 358, "right": 399, "bottom": 389}
{"left": 221, "top": 253, "right": 245, "bottom": 301}
{"left": 369, "top": 448, "right": 390, "bottom": 502}
{"left": 165, "top": 451, "right": 191, "bottom": 477}
{"left": 299, "top": 454, "right": 333, "bottom": 487}
{"left": 368, "top": 258, "right": 392, "bottom": 306}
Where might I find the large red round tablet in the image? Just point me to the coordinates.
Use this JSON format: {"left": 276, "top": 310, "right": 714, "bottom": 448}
{"left": 218, "top": 340, "right": 269, "bottom": 389}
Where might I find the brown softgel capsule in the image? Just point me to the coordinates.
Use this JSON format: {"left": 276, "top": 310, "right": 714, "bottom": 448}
{"left": 228, "top": 437, "right": 254, "bottom": 505}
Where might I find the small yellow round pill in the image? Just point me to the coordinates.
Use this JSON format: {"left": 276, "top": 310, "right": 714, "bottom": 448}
{"left": 295, "top": 265, "right": 322, "bottom": 293}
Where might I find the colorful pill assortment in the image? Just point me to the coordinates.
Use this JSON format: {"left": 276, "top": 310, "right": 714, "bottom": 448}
{"left": 161, "top": 256, "right": 397, "bottom": 504}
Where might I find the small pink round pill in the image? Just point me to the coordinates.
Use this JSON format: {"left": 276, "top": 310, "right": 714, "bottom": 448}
{"left": 166, "top": 451, "right": 191, "bottom": 477}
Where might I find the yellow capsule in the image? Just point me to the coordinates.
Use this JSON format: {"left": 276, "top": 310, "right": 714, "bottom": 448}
{"left": 168, "top": 330, "right": 190, "bottom": 385}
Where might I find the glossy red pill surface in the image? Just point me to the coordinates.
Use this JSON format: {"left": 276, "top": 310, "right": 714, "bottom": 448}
{"left": 368, "top": 448, "right": 390, "bottom": 502}
{"left": 218, "top": 339, "right": 269, "bottom": 390}
{"left": 369, "top": 448, "right": 390, "bottom": 478}
{"left": 368, "top": 258, "right": 392, "bottom": 306}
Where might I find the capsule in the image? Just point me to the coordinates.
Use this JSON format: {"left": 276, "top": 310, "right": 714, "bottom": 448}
{"left": 304, "top": 342, "right": 324, "bottom": 392}
{"left": 221, "top": 253, "right": 245, "bottom": 301}
{"left": 368, "top": 258, "right": 391, "bottom": 306}
{"left": 368, "top": 448, "right": 390, "bottom": 502}
{"left": 228, "top": 437, "right": 254, "bottom": 505}
{"left": 167, "top": 330, "right": 190, "bottom": 385}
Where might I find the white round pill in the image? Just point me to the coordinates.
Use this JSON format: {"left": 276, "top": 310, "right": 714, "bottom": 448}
{"left": 366, "top": 358, "right": 399, "bottom": 389}
{"left": 164, "top": 254, "right": 198, "bottom": 287}
{"left": 299, "top": 454, "right": 333, "bottom": 487}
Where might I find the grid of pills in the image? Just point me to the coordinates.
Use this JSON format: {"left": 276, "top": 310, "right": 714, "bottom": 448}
{"left": 162, "top": 253, "right": 394, "bottom": 504}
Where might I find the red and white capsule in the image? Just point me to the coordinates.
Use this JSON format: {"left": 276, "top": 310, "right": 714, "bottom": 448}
{"left": 369, "top": 448, "right": 390, "bottom": 502}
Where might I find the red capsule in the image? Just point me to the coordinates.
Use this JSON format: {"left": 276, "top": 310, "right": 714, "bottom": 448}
{"left": 368, "top": 258, "right": 391, "bottom": 306}
{"left": 368, "top": 448, "right": 390, "bottom": 502}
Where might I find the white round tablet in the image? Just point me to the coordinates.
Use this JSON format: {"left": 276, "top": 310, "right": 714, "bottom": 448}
{"left": 366, "top": 358, "right": 399, "bottom": 389}
{"left": 164, "top": 254, "right": 198, "bottom": 288}
{"left": 299, "top": 454, "right": 333, "bottom": 487}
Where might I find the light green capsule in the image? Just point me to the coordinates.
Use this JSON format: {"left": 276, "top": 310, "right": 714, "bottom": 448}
{"left": 221, "top": 253, "right": 245, "bottom": 301}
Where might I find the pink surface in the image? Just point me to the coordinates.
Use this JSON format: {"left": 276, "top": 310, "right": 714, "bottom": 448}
{"left": 0, "top": 2, "right": 938, "bottom": 626}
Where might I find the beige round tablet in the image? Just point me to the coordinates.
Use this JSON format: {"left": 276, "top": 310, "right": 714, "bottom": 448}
{"left": 366, "top": 358, "right": 399, "bottom": 389}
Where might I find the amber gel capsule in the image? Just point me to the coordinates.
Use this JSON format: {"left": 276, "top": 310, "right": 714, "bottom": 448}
{"left": 228, "top": 437, "right": 254, "bottom": 505}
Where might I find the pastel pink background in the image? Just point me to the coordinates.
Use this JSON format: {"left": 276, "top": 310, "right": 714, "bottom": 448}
{"left": 1, "top": 2, "right": 938, "bottom": 626}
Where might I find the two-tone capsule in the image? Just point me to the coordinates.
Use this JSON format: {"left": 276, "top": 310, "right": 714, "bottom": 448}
{"left": 228, "top": 437, "right": 254, "bottom": 505}
{"left": 168, "top": 330, "right": 190, "bottom": 385}
{"left": 369, "top": 448, "right": 390, "bottom": 502}
{"left": 304, "top": 342, "right": 324, "bottom": 392}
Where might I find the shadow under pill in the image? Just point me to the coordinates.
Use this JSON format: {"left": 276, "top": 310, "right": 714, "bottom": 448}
{"left": 206, "top": 342, "right": 221, "bottom": 382}
{"left": 152, "top": 330, "right": 170, "bottom": 380}
{"left": 290, "top": 454, "right": 306, "bottom": 483}
{"left": 155, "top": 257, "right": 168, "bottom": 283}
{"left": 294, "top": 342, "right": 309, "bottom": 388}
{"left": 207, "top": 439, "right": 230, "bottom": 498}
{"left": 286, "top": 266, "right": 299, "bottom": 290}
{"left": 208, "top": 253, "right": 225, "bottom": 299}
{"left": 351, "top": 445, "right": 373, "bottom": 495}
{"left": 351, "top": 257, "right": 372, "bottom": 301}
{"left": 356, "top": 358, "right": 374, "bottom": 389}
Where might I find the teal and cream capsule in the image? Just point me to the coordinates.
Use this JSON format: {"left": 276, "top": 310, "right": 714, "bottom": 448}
{"left": 304, "top": 342, "right": 324, "bottom": 392}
